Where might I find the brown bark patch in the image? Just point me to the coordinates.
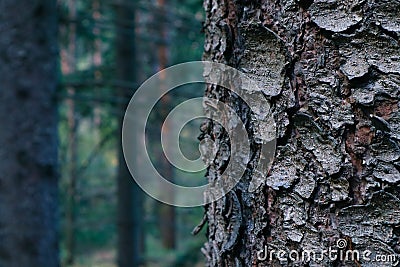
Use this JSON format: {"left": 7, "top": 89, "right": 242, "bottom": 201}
{"left": 374, "top": 99, "right": 399, "bottom": 120}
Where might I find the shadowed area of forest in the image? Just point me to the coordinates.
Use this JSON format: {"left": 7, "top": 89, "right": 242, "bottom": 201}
{"left": 0, "top": 0, "right": 206, "bottom": 266}
{"left": 58, "top": 0, "right": 206, "bottom": 266}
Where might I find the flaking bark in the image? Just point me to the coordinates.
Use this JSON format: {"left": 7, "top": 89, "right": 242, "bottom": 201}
{"left": 201, "top": 0, "right": 400, "bottom": 266}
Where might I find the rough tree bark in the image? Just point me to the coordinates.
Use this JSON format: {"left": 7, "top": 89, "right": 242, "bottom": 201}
{"left": 201, "top": 0, "right": 399, "bottom": 266}
{"left": 0, "top": 0, "right": 60, "bottom": 266}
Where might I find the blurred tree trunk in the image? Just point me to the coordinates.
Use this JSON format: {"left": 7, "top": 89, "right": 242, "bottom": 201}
{"left": 156, "top": 0, "right": 177, "bottom": 250}
{"left": 63, "top": 0, "right": 78, "bottom": 265}
{"left": 202, "top": 0, "right": 400, "bottom": 266}
{"left": 92, "top": 0, "right": 103, "bottom": 127}
{"left": 0, "top": 0, "right": 59, "bottom": 266}
{"left": 65, "top": 88, "right": 78, "bottom": 267}
{"left": 114, "top": 1, "right": 144, "bottom": 266}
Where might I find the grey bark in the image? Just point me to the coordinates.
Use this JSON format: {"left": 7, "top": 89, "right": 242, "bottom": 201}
{"left": 0, "top": 0, "right": 60, "bottom": 266}
{"left": 201, "top": 0, "right": 400, "bottom": 266}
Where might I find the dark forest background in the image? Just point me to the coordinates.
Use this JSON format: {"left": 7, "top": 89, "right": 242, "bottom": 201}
{"left": 57, "top": 0, "right": 205, "bottom": 266}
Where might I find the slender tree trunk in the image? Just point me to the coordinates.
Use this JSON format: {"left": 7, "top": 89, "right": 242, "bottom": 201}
{"left": 115, "top": 1, "right": 144, "bottom": 266}
{"left": 62, "top": 0, "right": 78, "bottom": 264}
{"left": 0, "top": 0, "right": 60, "bottom": 266}
{"left": 92, "top": 0, "right": 102, "bottom": 128}
{"left": 202, "top": 0, "right": 400, "bottom": 266}
{"left": 65, "top": 87, "right": 78, "bottom": 266}
{"left": 156, "top": 0, "right": 177, "bottom": 250}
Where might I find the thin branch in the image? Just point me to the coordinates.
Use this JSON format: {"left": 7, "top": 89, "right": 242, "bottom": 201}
{"left": 76, "top": 129, "right": 117, "bottom": 176}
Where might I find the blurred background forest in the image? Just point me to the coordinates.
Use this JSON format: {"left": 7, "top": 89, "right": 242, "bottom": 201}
{"left": 57, "top": 0, "right": 205, "bottom": 266}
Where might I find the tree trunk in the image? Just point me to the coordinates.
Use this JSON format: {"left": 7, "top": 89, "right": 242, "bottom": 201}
{"left": 65, "top": 89, "right": 78, "bottom": 266}
{"left": 115, "top": 1, "right": 144, "bottom": 266}
{"left": 156, "top": 0, "right": 177, "bottom": 250}
{"left": 63, "top": 0, "right": 78, "bottom": 265}
{"left": 92, "top": 0, "right": 103, "bottom": 127}
{"left": 202, "top": 0, "right": 400, "bottom": 266}
{"left": 0, "top": 0, "right": 60, "bottom": 266}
